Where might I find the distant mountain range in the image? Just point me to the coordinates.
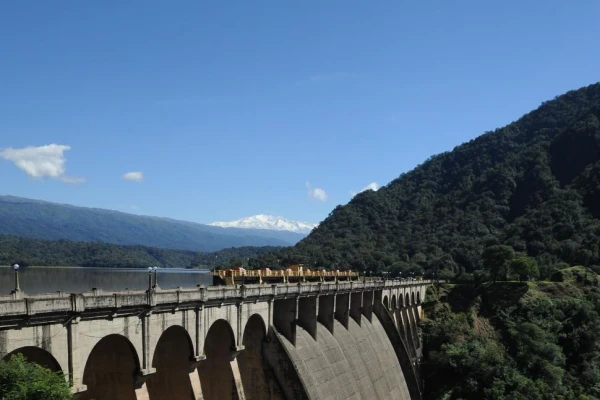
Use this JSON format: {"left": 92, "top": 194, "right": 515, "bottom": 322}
{"left": 210, "top": 214, "right": 317, "bottom": 234}
{"left": 0, "top": 196, "right": 307, "bottom": 251}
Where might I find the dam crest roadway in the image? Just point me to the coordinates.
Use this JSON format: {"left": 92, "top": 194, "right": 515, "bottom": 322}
{"left": 0, "top": 278, "right": 431, "bottom": 400}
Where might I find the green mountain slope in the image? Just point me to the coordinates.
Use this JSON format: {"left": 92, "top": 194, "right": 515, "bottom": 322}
{"left": 0, "top": 234, "right": 281, "bottom": 269}
{"left": 0, "top": 196, "right": 305, "bottom": 251}
{"left": 264, "top": 82, "right": 600, "bottom": 276}
{"left": 423, "top": 269, "right": 600, "bottom": 399}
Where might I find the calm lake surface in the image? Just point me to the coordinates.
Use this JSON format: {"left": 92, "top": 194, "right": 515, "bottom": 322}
{"left": 0, "top": 266, "right": 212, "bottom": 295}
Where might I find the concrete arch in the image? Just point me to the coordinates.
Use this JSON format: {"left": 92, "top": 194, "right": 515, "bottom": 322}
{"left": 148, "top": 310, "right": 197, "bottom": 358}
{"left": 80, "top": 334, "right": 142, "bottom": 400}
{"left": 383, "top": 295, "right": 389, "bottom": 310}
{"left": 198, "top": 319, "right": 238, "bottom": 400}
{"left": 147, "top": 326, "right": 195, "bottom": 400}
{"left": 240, "top": 305, "right": 270, "bottom": 340}
{"left": 242, "top": 313, "right": 267, "bottom": 343}
{"left": 405, "top": 293, "right": 410, "bottom": 306}
{"left": 75, "top": 315, "right": 145, "bottom": 389}
{"left": 417, "top": 291, "right": 421, "bottom": 305}
{"left": 239, "top": 314, "right": 277, "bottom": 400}
{"left": 4, "top": 346, "right": 62, "bottom": 373}
{"left": 411, "top": 292, "right": 416, "bottom": 305}
{"left": 391, "top": 295, "right": 397, "bottom": 310}
{"left": 0, "top": 324, "right": 70, "bottom": 378}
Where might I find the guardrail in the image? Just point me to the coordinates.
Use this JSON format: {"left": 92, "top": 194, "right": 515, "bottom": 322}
{"left": 213, "top": 268, "right": 361, "bottom": 284}
{"left": 0, "top": 280, "right": 433, "bottom": 318}
{"left": 213, "top": 267, "right": 430, "bottom": 285}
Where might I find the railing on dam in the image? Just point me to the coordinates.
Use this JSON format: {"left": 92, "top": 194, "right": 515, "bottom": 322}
{"left": 213, "top": 265, "right": 427, "bottom": 285}
{"left": 0, "top": 275, "right": 434, "bottom": 400}
{"left": 0, "top": 279, "right": 433, "bottom": 318}
{"left": 214, "top": 266, "right": 361, "bottom": 284}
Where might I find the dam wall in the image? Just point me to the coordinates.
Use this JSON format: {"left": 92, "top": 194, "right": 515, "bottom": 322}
{"left": 274, "top": 316, "right": 412, "bottom": 400}
{"left": 0, "top": 279, "right": 430, "bottom": 399}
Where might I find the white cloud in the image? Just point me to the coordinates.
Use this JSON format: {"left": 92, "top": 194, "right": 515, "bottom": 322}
{"left": 0, "top": 144, "right": 84, "bottom": 183}
{"left": 306, "top": 181, "right": 328, "bottom": 201}
{"left": 122, "top": 171, "right": 144, "bottom": 182}
{"left": 350, "top": 181, "right": 380, "bottom": 197}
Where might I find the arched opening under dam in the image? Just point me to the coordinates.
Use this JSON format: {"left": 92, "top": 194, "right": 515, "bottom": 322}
{"left": 391, "top": 295, "right": 397, "bottom": 310}
{"left": 4, "top": 346, "right": 62, "bottom": 372}
{"left": 405, "top": 293, "right": 410, "bottom": 307}
{"left": 412, "top": 292, "right": 416, "bottom": 305}
{"left": 81, "top": 334, "right": 140, "bottom": 400}
{"left": 148, "top": 325, "right": 195, "bottom": 400}
{"left": 417, "top": 291, "right": 421, "bottom": 304}
{"left": 383, "top": 295, "right": 389, "bottom": 310}
{"left": 238, "top": 314, "right": 279, "bottom": 400}
{"left": 198, "top": 319, "right": 237, "bottom": 400}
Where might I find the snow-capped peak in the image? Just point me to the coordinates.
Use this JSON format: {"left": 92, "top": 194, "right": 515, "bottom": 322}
{"left": 209, "top": 214, "right": 318, "bottom": 234}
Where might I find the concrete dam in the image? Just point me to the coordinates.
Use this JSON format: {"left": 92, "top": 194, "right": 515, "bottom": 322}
{"left": 0, "top": 279, "right": 430, "bottom": 399}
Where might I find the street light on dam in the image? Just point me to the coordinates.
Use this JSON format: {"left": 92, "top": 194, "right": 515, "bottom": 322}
{"left": 148, "top": 267, "right": 153, "bottom": 290}
{"left": 153, "top": 266, "right": 159, "bottom": 288}
{"left": 12, "top": 263, "right": 21, "bottom": 294}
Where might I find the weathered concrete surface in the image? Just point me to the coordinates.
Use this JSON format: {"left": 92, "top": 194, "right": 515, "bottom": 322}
{"left": 263, "top": 328, "right": 310, "bottom": 400}
{"left": 198, "top": 319, "right": 239, "bottom": 400}
{"left": 0, "top": 279, "right": 431, "bottom": 399}
{"left": 278, "top": 316, "right": 411, "bottom": 400}
{"left": 79, "top": 334, "right": 140, "bottom": 400}
{"left": 238, "top": 316, "right": 284, "bottom": 400}
{"left": 375, "top": 305, "right": 422, "bottom": 400}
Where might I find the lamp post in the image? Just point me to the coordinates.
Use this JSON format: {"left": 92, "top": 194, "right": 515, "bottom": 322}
{"left": 382, "top": 270, "right": 389, "bottom": 282}
{"left": 12, "top": 263, "right": 20, "bottom": 294}
{"left": 148, "top": 267, "right": 153, "bottom": 290}
{"left": 363, "top": 270, "right": 367, "bottom": 283}
{"left": 153, "top": 266, "right": 159, "bottom": 288}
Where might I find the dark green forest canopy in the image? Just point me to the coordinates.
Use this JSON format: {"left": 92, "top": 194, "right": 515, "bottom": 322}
{"left": 423, "top": 268, "right": 600, "bottom": 399}
{"left": 253, "top": 82, "right": 600, "bottom": 278}
{"left": 0, "top": 234, "right": 281, "bottom": 269}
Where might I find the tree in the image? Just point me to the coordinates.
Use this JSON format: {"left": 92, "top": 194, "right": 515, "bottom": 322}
{"left": 510, "top": 257, "right": 540, "bottom": 281}
{"left": 481, "top": 245, "right": 515, "bottom": 282}
{"left": 0, "top": 354, "right": 72, "bottom": 400}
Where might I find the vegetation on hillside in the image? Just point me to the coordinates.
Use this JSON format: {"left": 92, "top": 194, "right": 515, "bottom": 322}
{"left": 422, "top": 266, "right": 600, "bottom": 399}
{"left": 0, "top": 234, "right": 281, "bottom": 269}
{"left": 0, "top": 195, "right": 299, "bottom": 252}
{"left": 0, "top": 354, "right": 71, "bottom": 400}
{"left": 254, "top": 83, "right": 600, "bottom": 280}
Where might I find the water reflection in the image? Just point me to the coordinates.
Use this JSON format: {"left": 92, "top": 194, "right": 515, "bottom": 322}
{"left": 0, "top": 266, "right": 212, "bottom": 295}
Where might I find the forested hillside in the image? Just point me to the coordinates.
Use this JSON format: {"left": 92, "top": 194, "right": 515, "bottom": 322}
{"left": 0, "top": 196, "right": 304, "bottom": 251}
{"left": 0, "top": 234, "right": 280, "bottom": 269}
{"left": 260, "top": 83, "right": 600, "bottom": 278}
{"left": 423, "top": 269, "right": 600, "bottom": 399}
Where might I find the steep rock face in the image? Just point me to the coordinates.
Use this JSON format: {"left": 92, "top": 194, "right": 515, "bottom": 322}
{"left": 277, "top": 317, "right": 411, "bottom": 400}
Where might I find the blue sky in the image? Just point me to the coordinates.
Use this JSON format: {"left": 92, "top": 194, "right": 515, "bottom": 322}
{"left": 1, "top": 1, "right": 599, "bottom": 225}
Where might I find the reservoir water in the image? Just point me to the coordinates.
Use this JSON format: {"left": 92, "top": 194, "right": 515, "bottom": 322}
{"left": 0, "top": 266, "right": 213, "bottom": 295}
